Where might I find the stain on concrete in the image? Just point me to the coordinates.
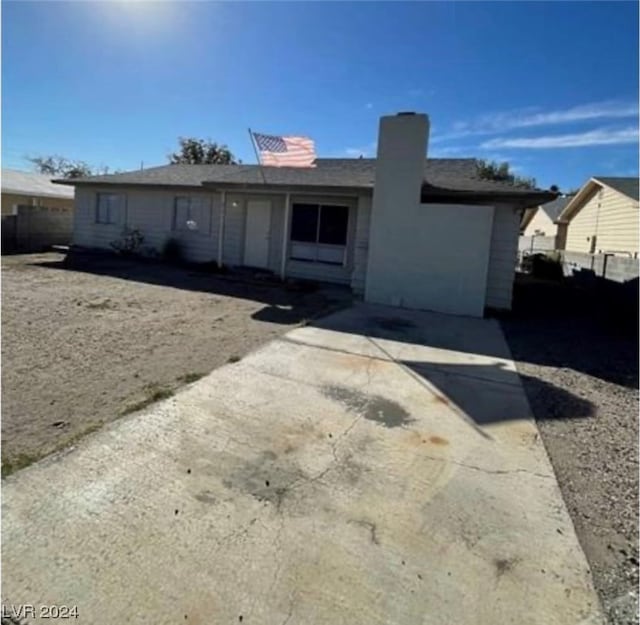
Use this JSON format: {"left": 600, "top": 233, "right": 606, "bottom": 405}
{"left": 222, "top": 450, "right": 305, "bottom": 509}
{"left": 322, "top": 385, "right": 413, "bottom": 428}
{"left": 370, "top": 316, "right": 416, "bottom": 332}
{"left": 429, "top": 435, "right": 449, "bottom": 446}
{"left": 194, "top": 490, "right": 218, "bottom": 504}
{"left": 494, "top": 557, "right": 519, "bottom": 578}
{"left": 433, "top": 395, "right": 450, "bottom": 405}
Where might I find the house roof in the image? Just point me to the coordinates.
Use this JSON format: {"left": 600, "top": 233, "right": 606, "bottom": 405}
{"left": 54, "top": 158, "right": 555, "bottom": 205}
{"left": 2, "top": 168, "right": 75, "bottom": 199}
{"left": 594, "top": 176, "right": 639, "bottom": 201}
{"left": 520, "top": 195, "right": 572, "bottom": 231}
{"left": 540, "top": 196, "right": 572, "bottom": 221}
{"left": 556, "top": 176, "right": 639, "bottom": 223}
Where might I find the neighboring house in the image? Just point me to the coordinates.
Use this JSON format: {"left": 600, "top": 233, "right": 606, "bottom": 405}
{"left": 58, "top": 113, "right": 554, "bottom": 317}
{"left": 519, "top": 196, "right": 572, "bottom": 253}
{"left": 521, "top": 196, "right": 572, "bottom": 238}
{"left": 1, "top": 169, "right": 75, "bottom": 215}
{"left": 555, "top": 177, "right": 639, "bottom": 256}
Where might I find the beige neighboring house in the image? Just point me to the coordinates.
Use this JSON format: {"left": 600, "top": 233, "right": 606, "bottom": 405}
{"left": 520, "top": 196, "right": 572, "bottom": 238}
{"left": 1, "top": 169, "right": 75, "bottom": 215}
{"left": 555, "top": 177, "right": 639, "bottom": 257}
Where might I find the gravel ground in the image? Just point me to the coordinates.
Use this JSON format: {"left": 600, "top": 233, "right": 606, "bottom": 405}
{"left": 501, "top": 275, "right": 639, "bottom": 625}
{"left": 1, "top": 252, "right": 346, "bottom": 475}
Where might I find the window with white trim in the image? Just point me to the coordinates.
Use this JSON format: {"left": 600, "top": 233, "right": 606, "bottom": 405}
{"left": 173, "top": 196, "right": 208, "bottom": 233}
{"left": 96, "top": 193, "right": 123, "bottom": 224}
{"left": 289, "top": 203, "right": 349, "bottom": 265}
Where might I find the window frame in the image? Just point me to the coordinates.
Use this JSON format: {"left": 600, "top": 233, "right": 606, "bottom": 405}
{"left": 289, "top": 201, "right": 350, "bottom": 266}
{"left": 172, "top": 195, "right": 209, "bottom": 234}
{"left": 95, "top": 193, "right": 122, "bottom": 225}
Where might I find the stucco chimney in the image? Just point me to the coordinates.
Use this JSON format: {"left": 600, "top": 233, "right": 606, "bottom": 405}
{"left": 365, "top": 113, "right": 430, "bottom": 306}
{"left": 374, "top": 112, "right": 430, "bottom": 199}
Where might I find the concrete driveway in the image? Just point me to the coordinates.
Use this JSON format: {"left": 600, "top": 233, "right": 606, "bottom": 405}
{"left": 2, "top": 303, "right": 602, "bottom": 624}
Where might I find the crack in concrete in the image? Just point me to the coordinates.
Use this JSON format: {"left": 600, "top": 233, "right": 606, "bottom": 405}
{"left": 422, "top": 453, "right": 553, "bottom": 480}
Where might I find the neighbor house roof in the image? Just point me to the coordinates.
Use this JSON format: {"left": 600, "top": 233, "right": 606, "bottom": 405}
{"left": 520, "top": 195, "right": 572, "bottom": 231}
{"left": 556, "top": 176, "right": 639, "bottom": 223}
{"left": 593, "top": 176, "right": 639, "bottom": 201}
{"left": 2, "top": 169, "right": 75, "bottom": 199}
{"left": 55, "top": 158, "right": 555, "bottom": 206}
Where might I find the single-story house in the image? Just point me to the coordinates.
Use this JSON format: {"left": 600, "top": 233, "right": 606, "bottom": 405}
{"left": 1, "top": 169, "right": 75, "bottom": 215}
{"left": 555, "top": 176, "right": 639, "bottom": 257}
{"left": 518, "top": 195, "right": 572, "bottom": 253}
{"left": 57, "top": 113, "right": 555, "bottom": 317}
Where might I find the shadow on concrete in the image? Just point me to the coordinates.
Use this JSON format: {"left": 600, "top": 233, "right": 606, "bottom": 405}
{"left": 402, "top": 360, "right": 594, "bottom": 426}
{"left": 29, "top": 250, "right": 351, "bottom": 326}
{"left": 303, "top": 308, "right": 595, "bottom": 428}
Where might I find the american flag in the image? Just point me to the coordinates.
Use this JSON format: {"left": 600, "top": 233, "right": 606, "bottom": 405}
{"left": 253, "top": 132, "right": 316, "bottom": 168}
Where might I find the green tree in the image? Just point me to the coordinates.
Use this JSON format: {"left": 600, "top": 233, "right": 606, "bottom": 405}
{"left": 28, "top": 155, "right": 112, "bottom": 179}
{"left": 169, "top": 137, "right": 237, "bottom": 165}
{"left": 476, "top": 159, "right": 536, "bottom": 189}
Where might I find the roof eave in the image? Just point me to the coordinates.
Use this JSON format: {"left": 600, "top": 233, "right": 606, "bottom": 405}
{"left": 201, "top": 181, "right": 373, "bottom": 194}
{"left": 421, "top": 187, "right": 557, "bottom": 207}
{"left": 554, "top": 178, "right": 599, "bottom": 223}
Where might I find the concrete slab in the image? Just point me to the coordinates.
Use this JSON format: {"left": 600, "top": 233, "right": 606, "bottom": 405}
{"left": 2, "top": 303, "right": 603, "bottom": 624}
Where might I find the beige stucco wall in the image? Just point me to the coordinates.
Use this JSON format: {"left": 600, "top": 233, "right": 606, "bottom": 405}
{"left": 523, "top": 207, "right": 557, "bottom": 237}
{"left": 2, "top": 192, "right": 74, "bottom": 215}
{"left": 565, "top": 185, "right": 639, "bottom": 255}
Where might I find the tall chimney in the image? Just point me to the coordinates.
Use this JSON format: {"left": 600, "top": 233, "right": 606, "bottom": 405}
{"left": 365, "top": 113, "right": 430, "bottom": 307}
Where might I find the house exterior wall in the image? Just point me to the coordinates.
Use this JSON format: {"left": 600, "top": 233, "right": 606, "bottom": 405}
{"left": 74, "top": 187, "right": 220, "bottom": 262}
{"left": 73, "top": 187, "right": 366, "bottom": 285}
{"left": 565, "top": 185, "right": 639, "bottom": 255}
{"left": 351, "top": 194, "right": 372, "bottom": 294}
{"left": 522, "top": 207, "right": 557, "bottom": 237}
{"left": 73, "top": 184, "right": 522, "bottom": 312}
{"left": 2, "top": 192, "right": 74, "bottom": 216}
{"left": 486, "top": 205, "right": 521, "bottom": 311}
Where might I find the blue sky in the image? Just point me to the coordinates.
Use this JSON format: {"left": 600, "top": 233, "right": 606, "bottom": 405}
{"left": 2, "top": 1, "right": 638, "bottom": 190}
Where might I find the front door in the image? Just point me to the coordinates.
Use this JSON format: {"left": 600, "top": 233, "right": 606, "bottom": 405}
{"left": 243, "top": 200, "right": 271, "bottom": 269}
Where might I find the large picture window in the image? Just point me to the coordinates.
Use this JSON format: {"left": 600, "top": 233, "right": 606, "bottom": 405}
{"left": 96, "top": 193, "right": 123, "bottom": 224}
{"left": 290, "top": 203, "right": 349, "bottom": 265}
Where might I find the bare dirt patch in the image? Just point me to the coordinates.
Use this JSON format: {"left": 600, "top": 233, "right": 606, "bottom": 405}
{"left": 501, "top": 276, "right": 639, "bottom": 625}
{"left": 1, "top": 252, "right": 347, "bottom": 475}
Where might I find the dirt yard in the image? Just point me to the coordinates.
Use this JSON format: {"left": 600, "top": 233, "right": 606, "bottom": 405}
{"left": 501, "top": 276, "right": 639, "bottom": 625}
{"left": 1, "top": 252, "right": 347, "bottom": 475}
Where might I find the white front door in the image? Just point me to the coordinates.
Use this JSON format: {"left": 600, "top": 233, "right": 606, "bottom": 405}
{"left": 243, "top": 200, "right": 271, "bottom": 269}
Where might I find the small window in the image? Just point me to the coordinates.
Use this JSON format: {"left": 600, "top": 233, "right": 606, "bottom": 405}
{"left": 173, "top": 196, "right": 208, "bottom": 232}
{"left": 96, "top": 193, "right": 122, "bottom": 224}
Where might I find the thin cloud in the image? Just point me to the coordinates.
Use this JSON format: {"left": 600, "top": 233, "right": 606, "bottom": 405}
{"left": 482, "top": 127, "right": 639, "bottom": 149}
{"left": 433, "top": 100, "right": 639, "bottom": 142}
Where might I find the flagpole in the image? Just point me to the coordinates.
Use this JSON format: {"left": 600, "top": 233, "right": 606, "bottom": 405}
{"left": 248, "top": 128, "right": 267, "bottom": 184}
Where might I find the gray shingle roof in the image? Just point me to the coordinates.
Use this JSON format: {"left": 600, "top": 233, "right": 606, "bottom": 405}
{"left": 2, "top": 168, "right": 75, "bottom": 199}
{"left": 54, "top": 157, "right": 552, "bottom": 199}
{"left": 594, "top": 177, "right": 639, "bottom": 201}
{"left": 539, "top": 196, "right": 572, "bottom": 221}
